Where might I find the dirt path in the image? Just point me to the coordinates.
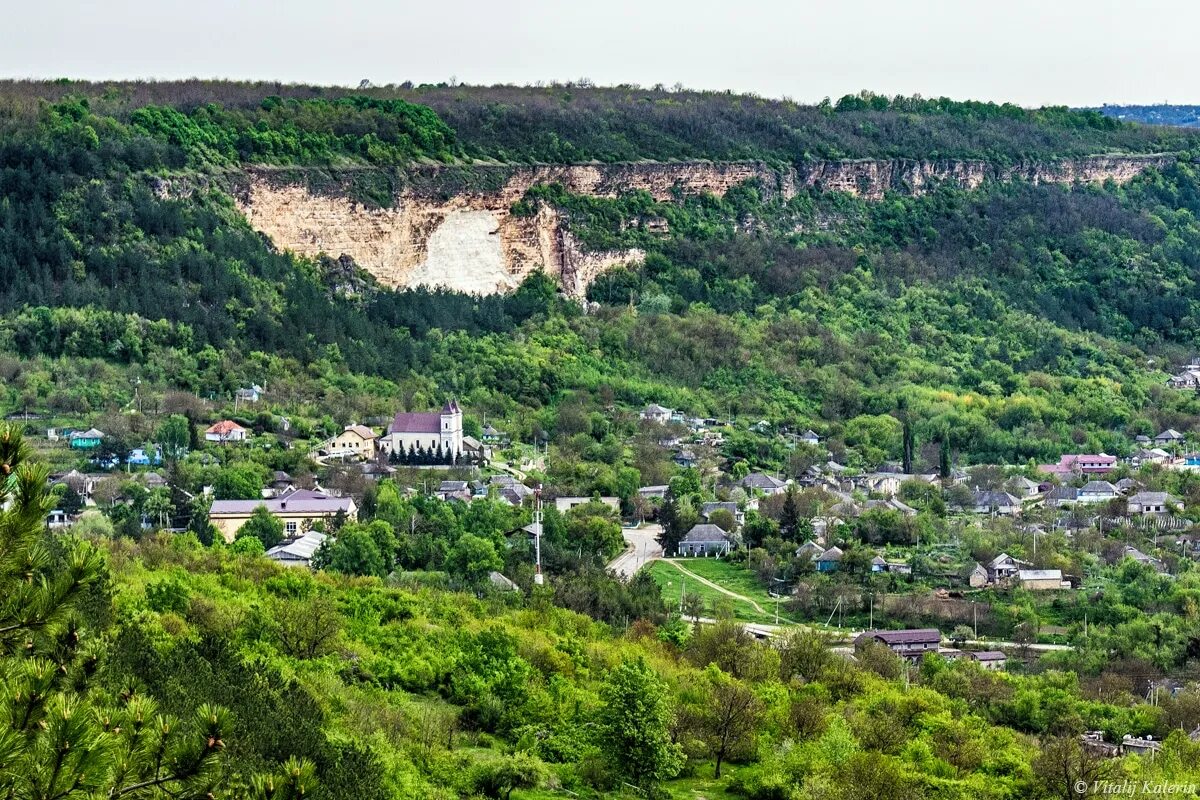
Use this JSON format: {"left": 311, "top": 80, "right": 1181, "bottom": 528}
{"left": 662, "top": 559, "right": 769, "bottom": 615}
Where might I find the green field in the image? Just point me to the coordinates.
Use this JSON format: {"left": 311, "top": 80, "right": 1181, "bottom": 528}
{"left": 648, "top": 558, "right": 804, "bottom": 626}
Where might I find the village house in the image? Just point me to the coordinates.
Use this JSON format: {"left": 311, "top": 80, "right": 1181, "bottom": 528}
{"left": 795, "top": 540, "right": 824, "bottom": 560}
{"left": 489, "top": 475, "right": 533, "bottom": 506}
{"left": 378, "top": 400, "right": 463, "bottom": 462}
{"left": 858, "top": 472, "right": 906, "bottom": 497}
{"left": 856, "top": 629, "right": 941, "bottom": 663}
{"left": 969, "top": 651, "right": 1007, "bottom": 670}
{"left": 68, "top": 428, "right": 104, "bottom": 450}
{"left": 969, "top": 490, "right": 1021, "bottom": 516}
{"left": 968, "top": 562, "right": 989, "bottom": 588}
{"left": 1044, "top": 485, "right": 1079, "bottom": 507}
{"left": 209, "top": 488, "right": 357, "bottom": 542}
{"left": 673, "top": 450, "right": 697, "bottom": 468}
{"left": 481, "top": 424, "right": 509, "bottom": 445}
{"left": 436, "top": 480, "right": 472, "bottom": 501}
{"left": 315, "top": 424, "right": 377, "bottom": 461}
{"left": 640, "top": 404, "right": 674, "bottom": 424}
{"left": 1131, "top": 447, "right": 1173, "bottom": 467}
{"left": 815, "top": 546, "right": 843, "bottom": 572}
{"left": 1115, "top": 477, "right": 1143, "bottom": 495}
{"left": 266, "top": 530, "right": 327, "bottom": 568}
{"left": 741, "top": 472, "right": 787, "bottom": 496}
{"left": 1168, "top": 364, "right": 1200, "bottom": 389}
{"left": 1155, "top": 429, "right": 1186, "bottom": 446}
{"left": 638, "top": 485, "right": 669, "bottom": 500}
{"left": 1037, "top": 454, "right": 1117, "bottom": 478}
{"left": 461, "top": 435, "right": 491, "bottom": 463}
{"left": 677, "top": 523, "right": 732, "bottom": 556}
{"left": 205, "top": 420, "right": 247, "bottom": 443}
{"left": 1124, "top": 545, "right": 1167, "bottom": 573}
{"left": 1018, "top": 568, "right": 1065, "bottom": 591}
{"left": 270, "top": 471, "right": 297, "bottom": 496}
{"left": 1005, "top": 476, "right": 1041, "bottom": 498}
{"left": 799, "top": 429, "right": 822, "bottom": 446}
{"left": 554, "top": 496, "right": 621, "bottom": 513}
{"left": 988, "top": 553, "right": 1023, "bottom": 583}
{"left": 1127, "top": 491, "right": 1179, "bottom": 515}
{"left": 863, "top": 497, "right": 918, "bottom": 517}
{"left": 1077, "top": 480, "right": 1119, "bottom": 504}
{"left": 236, "top": 384, "right": 264, "bottom": 403}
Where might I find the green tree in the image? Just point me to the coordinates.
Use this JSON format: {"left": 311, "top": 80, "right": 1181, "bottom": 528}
{"left": 157, "top": 413, "right": 191, "bottom": 462}
{"left": 596, "top": 657, "right": 683, "bottom": 794}
{"left": 0, "top": 423, "right": 281, "bottom": 797}
{"left": 698, "top": 664, "right": 762, "bottom": 778}
{"left": 214, "top": 463, "right": 267, "bottom": 500}
{"left": 448, "top": 533, "right": 503, "bottom": 588}
{"left": 237, "top": 506, "right": 284, "bottom": 550}
{"left": 143, "top": 487, "right": 175, "bottom": 529}
{"left": 326, "top": 527, "right": 386, "bottom": 577}
{"left": 56, "top": 482, "right": 85, "bottom": 516}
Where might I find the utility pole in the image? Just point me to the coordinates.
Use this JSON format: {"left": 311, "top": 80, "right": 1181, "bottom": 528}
{"left": 533, "top": 485, "right": 544, "bottom": 586}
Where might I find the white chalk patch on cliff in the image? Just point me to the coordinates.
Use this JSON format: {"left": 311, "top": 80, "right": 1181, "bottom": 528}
{"left": 406, "top": 210, "right": 513, "bottom": 293}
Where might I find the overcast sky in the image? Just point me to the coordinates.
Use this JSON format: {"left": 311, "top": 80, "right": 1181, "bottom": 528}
{"left": 0, "top": 0, "right": 1191, "bottom": 107}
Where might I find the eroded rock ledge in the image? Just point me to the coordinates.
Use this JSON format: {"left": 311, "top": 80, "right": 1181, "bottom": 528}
{"left": 233, "top": 155, "right": 1171, "bottom": 296}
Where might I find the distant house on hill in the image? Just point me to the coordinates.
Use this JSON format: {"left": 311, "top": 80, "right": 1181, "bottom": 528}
{"left": 856, "top": 629, "right": 941, "bottom": 662}
{"left": 969, "top": 651, "right": 1007, "bottom": 670}
{"left": 209, "top": 488, "right": 356, "bottom": 543}
{"left": 1155, "top": 429, "right": 1186, "bottom": 446}
{"left": 205, "top": 420, "right": 247, "bottom": 443}
{"left": 1127, "top": 491, "right": 1179, "bottom": 515}
{"left": 640, "top": 404, "right": 673, "bottom": 424}
{"left": 741, "top": 472, "right": 786, "bottom": 496}
{"left": 1077, "top": 481, "right": 1118, "bottom": 504}
{"left": 1169, "top": 365, "right": 1200, "bottom": 389}
{"left": 481, "top": 424, "right": 509, "bottom": 445}
{"left": 677, "top": 523, "right": 731, "bottom": 556}
{"left": 266, "top": 530, "right": 327, "bottom": 568}
{"left": 68, "top": 428, "right": 104, "bottom": 450}
{"left": 1038, "top": 454, "right": 1116, "bottom": 478}
{"left": 701, "top": 501, "right": 744, "bottom": 526}
{"left": 969, "top": 490, "right": 1021, "bottom": 516}
{"left": 315, "top": 424, "right": 377, "bottom": 461}
{"left": 236, "top": 384, "right": 264, "bottom": 403}
{"left": 816, "top": 546, "right": 843, "bottom": 572}
{"left": 555, "top": 496, "right": 620, "bottom": 513}
{"left": 1018, "top": 569, "right": 1065, "bottom": 591}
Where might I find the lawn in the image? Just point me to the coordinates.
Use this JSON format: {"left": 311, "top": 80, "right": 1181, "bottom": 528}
{"left": 649, "top": 558, "right": 804, "bottom": 626}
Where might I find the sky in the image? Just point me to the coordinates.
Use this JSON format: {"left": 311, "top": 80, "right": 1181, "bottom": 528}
{"left": 0, "top": 0, "right": 1193, "bottom": 107}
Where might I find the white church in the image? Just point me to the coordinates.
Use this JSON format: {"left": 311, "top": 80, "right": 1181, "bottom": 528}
{"left": 379, "top": 400, "right": 463, "bottom": 462}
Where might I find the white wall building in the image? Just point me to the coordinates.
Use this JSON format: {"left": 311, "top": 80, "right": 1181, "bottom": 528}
{"left": 379, "top": 400, "right": 463, "bottom": 461}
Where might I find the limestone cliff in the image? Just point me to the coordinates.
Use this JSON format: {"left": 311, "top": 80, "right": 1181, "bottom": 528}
{"left": 234, "top": 155, "right": 1170, "bottom": 296}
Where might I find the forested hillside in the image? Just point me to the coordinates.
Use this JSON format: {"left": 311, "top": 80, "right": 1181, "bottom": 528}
{"left": 3, "top": 83, "right": 1200, "bottom": 467}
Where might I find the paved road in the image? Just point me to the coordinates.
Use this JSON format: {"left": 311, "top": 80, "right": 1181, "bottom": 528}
{"left": 608, "top": 523, "right": 664, "bottom": 579}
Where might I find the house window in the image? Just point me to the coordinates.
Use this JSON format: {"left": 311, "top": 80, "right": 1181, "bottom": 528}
{"left": 286, "top": 521, "right": 297, "bottom": 535}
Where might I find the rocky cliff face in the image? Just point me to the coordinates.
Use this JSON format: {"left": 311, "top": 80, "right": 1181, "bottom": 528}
{"left": 235, "top": 155, "right": 1170, "bottom": 296}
